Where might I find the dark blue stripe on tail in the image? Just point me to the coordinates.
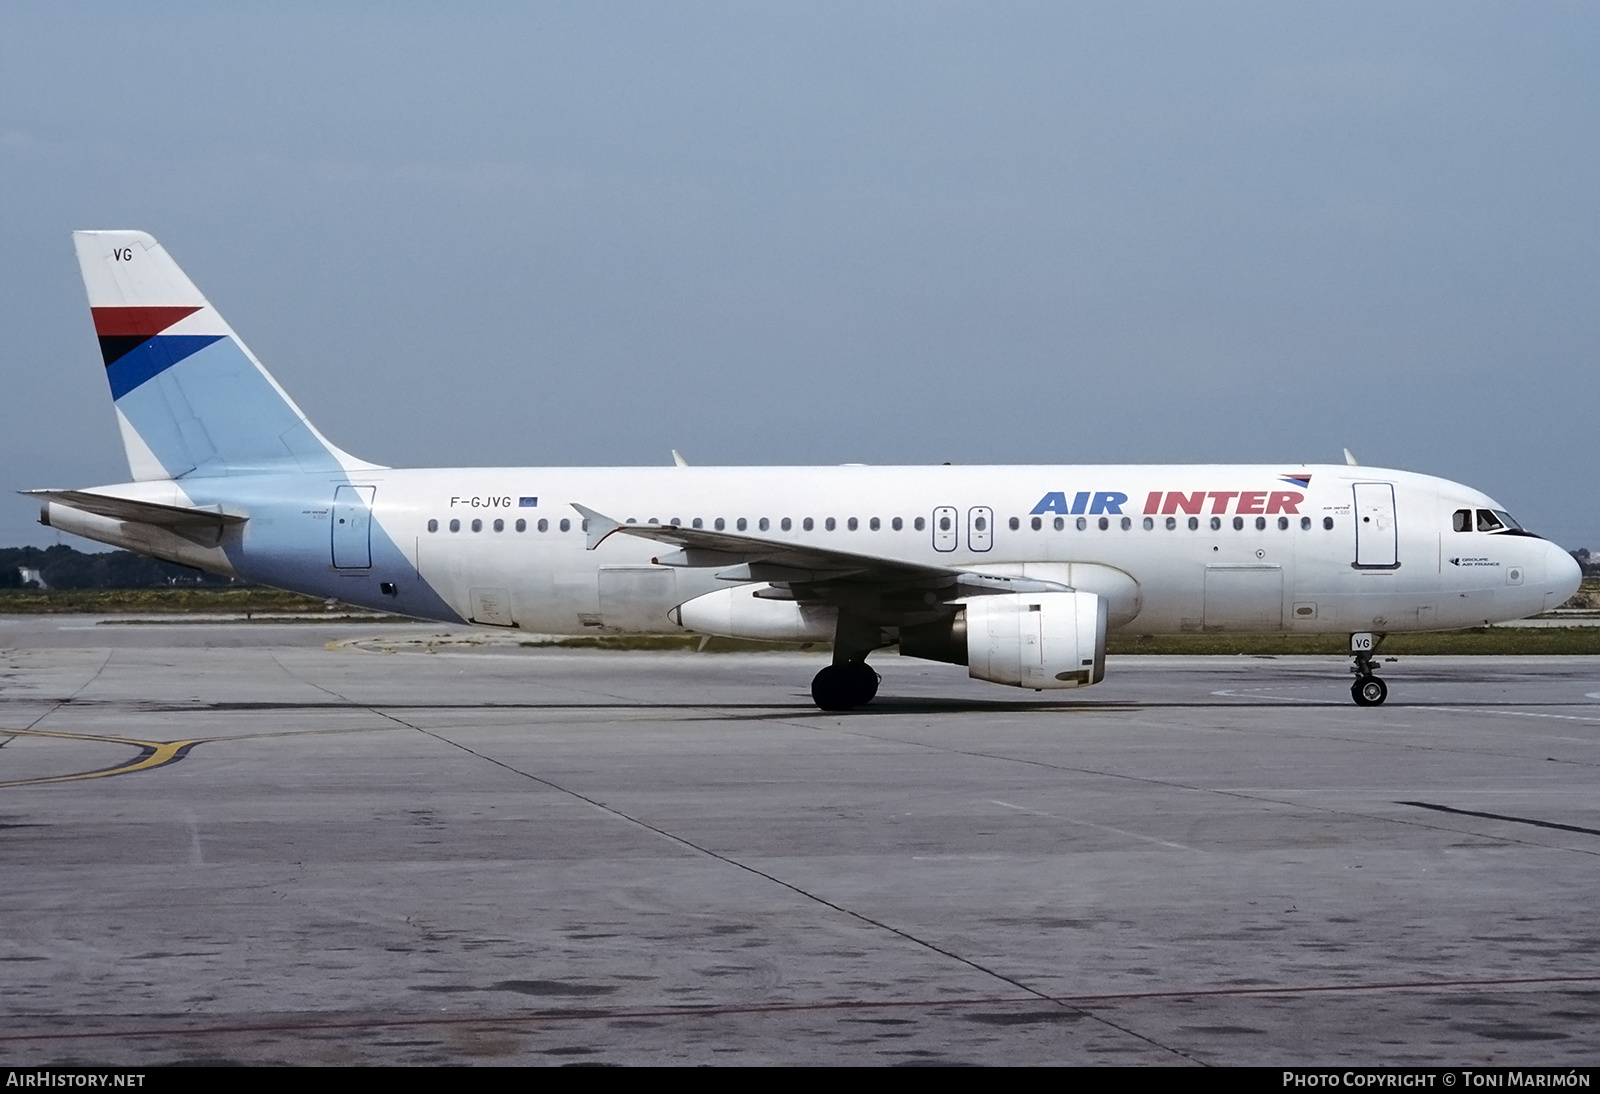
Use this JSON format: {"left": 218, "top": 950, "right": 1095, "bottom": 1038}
{"left": 106, "top": 335, "right": 225, "bottom": 399}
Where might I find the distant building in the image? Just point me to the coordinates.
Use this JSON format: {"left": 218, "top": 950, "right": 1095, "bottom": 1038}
{"left": 17, "top": 567, "right": 47, "bottom": 589}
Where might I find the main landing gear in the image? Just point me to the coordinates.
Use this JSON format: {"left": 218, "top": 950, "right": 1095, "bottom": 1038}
{"left": 812, "top": 610, "right": 886, "bottom": 711}
{"left": 811, "top": 660, "right": 880, "bottom": 711}
{"left": 1349, "top": 632, "right": 1387, "bottom": 706}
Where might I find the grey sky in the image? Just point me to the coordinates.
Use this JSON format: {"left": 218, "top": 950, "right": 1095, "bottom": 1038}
{"left": 3, "top": 3, "right": 1597, "bottom": 549}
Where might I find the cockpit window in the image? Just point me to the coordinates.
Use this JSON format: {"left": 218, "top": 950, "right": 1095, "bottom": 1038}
{"left": 1453, "top": 509, "right": 1472, "bottom": 533}
{"left": 1476, "top": 509, "right": 1504, "bottom": 532}
{"left": 1493, "top": 510, "right": 1522, "bottom": 531}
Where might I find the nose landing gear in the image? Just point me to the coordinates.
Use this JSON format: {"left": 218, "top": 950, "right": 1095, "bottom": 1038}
{"left": 1349, "top": 632, "right": 1387, "bottom": 706}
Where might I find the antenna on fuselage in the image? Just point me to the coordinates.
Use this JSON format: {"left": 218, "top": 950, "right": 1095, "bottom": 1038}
{"left": 672, "top": 450, "right": 689, "bottom": 467}
{"left": 1343, "top": 448, "right": 1360, "bottom": 466}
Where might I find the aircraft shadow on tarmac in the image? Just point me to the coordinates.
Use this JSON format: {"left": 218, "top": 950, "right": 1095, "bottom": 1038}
{"left": 32, "top": 694, "right": 1580, "bottom": 716}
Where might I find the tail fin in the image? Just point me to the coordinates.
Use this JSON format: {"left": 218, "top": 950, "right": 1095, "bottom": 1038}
{"left": 74, "top": 230, "right": 379, "bottom": 480}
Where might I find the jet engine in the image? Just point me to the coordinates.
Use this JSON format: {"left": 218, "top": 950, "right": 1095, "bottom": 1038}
{"left": 669, "top": 586, "right": 837, "bottom": 642}
{"left": 900, "top": 591, "right": 1107, "bottom": 689}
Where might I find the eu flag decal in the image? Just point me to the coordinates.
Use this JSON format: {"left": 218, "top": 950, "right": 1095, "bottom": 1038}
{"left": 519, "top": 497, "right": 538, "bottom": 508}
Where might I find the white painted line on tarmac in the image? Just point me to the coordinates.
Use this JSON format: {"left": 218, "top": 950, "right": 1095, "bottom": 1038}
{"left": 990, "top": 799, "right": 1196, "bottom": 852}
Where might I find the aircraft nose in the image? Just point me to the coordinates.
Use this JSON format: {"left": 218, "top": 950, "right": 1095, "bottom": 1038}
{"left": 1544, "top": 541, "right": 1583, "bottom": 612}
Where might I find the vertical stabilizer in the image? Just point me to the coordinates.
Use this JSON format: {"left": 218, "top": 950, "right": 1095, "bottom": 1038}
{"left": 74, "top": 231, "right": 379, "bottom": 480}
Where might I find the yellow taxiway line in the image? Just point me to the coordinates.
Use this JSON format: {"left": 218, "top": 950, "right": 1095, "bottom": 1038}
{"left": 0, "top": 728, "right": 211, "bottom": 788}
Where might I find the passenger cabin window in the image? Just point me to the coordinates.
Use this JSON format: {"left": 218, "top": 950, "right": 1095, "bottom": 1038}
{"left": 1300, "top": 516, "right": 1311, "bottom": 530}
{"left": 493, "top": 518, "right": 504, "bottom": 532}
{"left": 1031, "top": 516, "right": 1042, "bottom": 531}
{"left": 804, "top": 518, "right": 815, "bottom": 531}
{"left": 1076, "top": 517, "right": 1087, "bottom": 531}
{"left": 781, "top": 517, "right": 792, "bottom": 531}
{"left": 471, "top": 519, "right": 482, "bottom": 532}
{"left": 427, "top": 519, "right": 438, "bottom": 532}
{"left": 515, "top": 518, "right": 526, "bottom": 532}
{"left": 560, "top": 519, "right": 570, "bottom": 532}
{"left": 870, "top": 517, "right": 880, "bottom": 531}
{"left": 914, "top": 517, "right": 925, "bottom": 531}
{"left": 736, "top": 518, "right": 747, "bottom": 531}
{"left": 538, "top": 519, "right": 549, "bottom": 532}
{"left": 825, "top": 518, "right": 836, "bottom": 531}
{"left": 759, "top": 518, "right": 769, "bottom": 531}
{"left": 847, "top": 517, "right": 858, "bottom": 531}
{"left": 693, "top": 518, "right": 704, "bottom": 529}
{"left": 892, "top": 517, "right": 903, "bottom": 531}
{"left": 1323, "top": 517, "right": 1334, "bottom": 530}
{"left": 714, "top": 518, "right": 726, "bottom": 531}
{"left": 1165, "top": 517, "right": 1176, "bottom": 530}
{"left": 1054, "top": 517, "right": 1065, "bottom": 531}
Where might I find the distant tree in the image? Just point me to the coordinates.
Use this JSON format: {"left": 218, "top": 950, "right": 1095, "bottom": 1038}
{"left": 0, "top": 546, "right": 235, "bottom": 589}
{"left": 1574, "top": 548, "right": 1598, "bottom": 577}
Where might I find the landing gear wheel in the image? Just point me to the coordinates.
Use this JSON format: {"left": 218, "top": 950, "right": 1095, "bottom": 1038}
{"left": 811, "top": 661, "right": 880, "bottom": 711}
{"left": 1351, "top": 676, "right": 1388, "bottom": 706}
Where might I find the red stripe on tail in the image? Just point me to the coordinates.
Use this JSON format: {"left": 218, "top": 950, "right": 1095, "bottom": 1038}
{"left": 91, "top": 306, "right": 202, "bottom": 338}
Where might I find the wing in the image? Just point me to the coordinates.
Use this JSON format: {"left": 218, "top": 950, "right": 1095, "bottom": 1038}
{"left": 571, "top": 504, "right": 1064, "bottom": 606}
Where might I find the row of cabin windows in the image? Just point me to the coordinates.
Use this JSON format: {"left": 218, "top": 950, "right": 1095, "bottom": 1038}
{"left": 426, "top": 513, "right": 1339, "bottom": 534}
{"left": 427, "top": 517, "right": 573, "bottom": 533}
{"left": 647, "top": 516, "right": 926, "bottom": 532}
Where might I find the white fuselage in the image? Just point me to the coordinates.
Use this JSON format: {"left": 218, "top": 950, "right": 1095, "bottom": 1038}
{"left": 46, "top": 463, "right": 1576, "bottom": 638}
{"left": 64, "top": 461, "right": 1559, "bottom": 637}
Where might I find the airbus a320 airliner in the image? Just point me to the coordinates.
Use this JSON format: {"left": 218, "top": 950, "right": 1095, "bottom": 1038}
{"left": 29, "top": 232, "right": 1582, "bottom": 709}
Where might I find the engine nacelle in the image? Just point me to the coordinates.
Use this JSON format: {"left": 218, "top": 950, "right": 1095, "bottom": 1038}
{"left": 964, "top": 591, "right": 1107, "bottom": 689}
{"left": 670, "top": 586, "right": 838, "bottom": 643}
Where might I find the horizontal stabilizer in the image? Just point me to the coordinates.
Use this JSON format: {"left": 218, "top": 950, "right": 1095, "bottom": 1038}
{"left": 22, "top": 489, "right": 246, "bottom": 529}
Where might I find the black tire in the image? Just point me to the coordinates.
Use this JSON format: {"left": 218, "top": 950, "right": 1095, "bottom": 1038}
{"left": 845, "top": 661, "right": 880, "bottom": 706}
{"left": 811, "top": 665, "right": 853, "bottom": 710}
{"left": 1351, "top": 677, "right": 1388, "bottom": 706}
{"left": 811, "top": 662, "right": 880, "bottom": 711}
